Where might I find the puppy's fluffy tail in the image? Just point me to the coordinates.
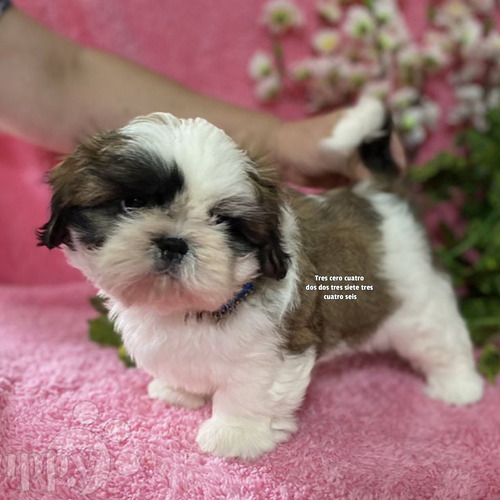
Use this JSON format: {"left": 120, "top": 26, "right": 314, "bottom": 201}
{"left": 320, "top": 96, "right": 399, "bottom": 177}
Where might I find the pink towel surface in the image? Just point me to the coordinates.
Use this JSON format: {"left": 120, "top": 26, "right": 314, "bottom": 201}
{"left": 2, "top": 1, "right": 500, "bottom": 498}
{"left": 1, "top": 282, "right": 500, "bottom": 500}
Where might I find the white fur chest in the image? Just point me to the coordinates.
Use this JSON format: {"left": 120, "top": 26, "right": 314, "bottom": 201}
{"left": 111, "top": 302, "right": 280, "bottom": 396}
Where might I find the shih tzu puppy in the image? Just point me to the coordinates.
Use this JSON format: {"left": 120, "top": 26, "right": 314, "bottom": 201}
{"left": 38, "top": 98, "right": 484, "bottom": 459}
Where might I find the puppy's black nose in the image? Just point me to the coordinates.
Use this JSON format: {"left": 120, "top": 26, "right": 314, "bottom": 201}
{"left": 154, "top": 237, "right": 188, "bottom": 265}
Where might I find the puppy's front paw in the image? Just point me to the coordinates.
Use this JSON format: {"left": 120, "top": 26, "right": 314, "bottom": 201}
{"left": 196, "top": 416, "right": 285, "bottom": 460}
{"left": 425, "top": 369, "right": 484, "bottom": 406}
{"left": 147, "top": 379, "right": 206, "bottom": 409}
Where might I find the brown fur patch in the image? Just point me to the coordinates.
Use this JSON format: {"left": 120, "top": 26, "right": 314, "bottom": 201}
{"left": 282, "top": 188, "right": 398, "bottom": 355}
{"left": 48, "top": 131, "right": 130, "bottom": 208}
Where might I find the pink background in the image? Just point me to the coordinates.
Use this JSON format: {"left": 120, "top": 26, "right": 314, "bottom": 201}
{"left": 0, "top": 0, "right": 450, "bottom": 285}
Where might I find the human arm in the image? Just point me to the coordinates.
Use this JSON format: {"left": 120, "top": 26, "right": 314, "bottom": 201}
{"left": 0, "top": 6, "right": 404, "bottom": 186}
{"left": 0, "top": 7, "right": 280, "bottom": 156}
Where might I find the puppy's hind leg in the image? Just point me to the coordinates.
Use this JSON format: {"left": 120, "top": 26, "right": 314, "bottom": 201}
{"left": 385, "top": 273, "right": 484, "bottom": 406}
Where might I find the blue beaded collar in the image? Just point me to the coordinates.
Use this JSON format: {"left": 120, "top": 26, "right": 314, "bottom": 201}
{"left": 211, "top": 282, "right": 255, "bottom": 321}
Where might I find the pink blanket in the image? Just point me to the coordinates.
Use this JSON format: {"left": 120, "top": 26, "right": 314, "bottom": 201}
{"left": 2, "top": 283, "right": 500, "bottom": 499}
{"left": 2, "top": 1, "right": 500, "bottom": 498}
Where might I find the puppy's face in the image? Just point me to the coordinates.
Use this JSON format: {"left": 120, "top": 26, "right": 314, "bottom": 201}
{"left": 38, "top": 114, "right": 288, "bottom": 313}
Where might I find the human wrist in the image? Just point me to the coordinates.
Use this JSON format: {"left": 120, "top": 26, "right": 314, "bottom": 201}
{"left": 268, "top": 119, "right": 305, "bottom": 182}
{"left": 242, "top": 113, "right": 282, "bottom": 160}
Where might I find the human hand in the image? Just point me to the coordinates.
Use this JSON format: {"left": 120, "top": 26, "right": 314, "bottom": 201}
{"left": 271, "top": 109, "right": 406, "bottom": 188}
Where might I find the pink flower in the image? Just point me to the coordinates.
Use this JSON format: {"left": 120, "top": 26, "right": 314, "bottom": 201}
{"left": 389, "top": 21, "right": 411, "bottom": 45}
{"left": 396, "top": 107, "right": 427, "bottom": 147}
{"left": 344, "top": 6, "right": 375, "bottom": 39}
{"left": 342, "top": 62, "right": 374, "bottom": 89}
{"left": 377, "top": 28, "right": 403, "bottom": 53}
{"left": 397, "top": 45, "right": 422, "bottom": 70}
{"left": 434, "top": 1, "right": 473, "bottom": 28}
{"left": 420, "top": 45, "right": 450, "bottom": 72}
{"left": 488, "top": 64, "right": 500, "bottom": 86}
{"left": 449, "top": 60, "right": 487, "bottom": 84}
{"left": 392, "top": 97, "right": 439, "bottom": 143}
{"left": 308, "top": 56, "right": 343, "bottom": 82}
{"left": 449, "top": 84, "right": 488, "bottom": 131}
{"left": 402, "top": 127, "right": 427, "bottom": 147}
{"left": 343, "top": 44, "right": 378, "bottom": 65}
{"left": 373, "top": 0, "right": 398, "bottom": 25}
{"left": 481, "top": 32, "right": 500, "bottom": 60}
{"left": 362, "top": 80, "right": 392, "bottom": 100}
{"left": 248, "top": 51, "right": 274, "bottom": 81}
{"left": 251, "top": 0, "right": 496, "bottom": 143}
{"left": 261, "top": 0, "right": 304, "bottom": 36}
{"left": 399, "top": 107, "right": 426, "bottom": 130}
{"left": 290, "top": 59, "right": 314, "bottom": 82}
{"left": 486, "top": 88, "right": 500, "bottom": 110}
{"left": 424, "top": 31, "right": 455, "bottom": 54}
{"left": 316, "top": 1, "right": 342, "bottom": 24}
{"left": 255, "top": 74, "right": 282, "bottom": 102}
{"left": 421, "top": 99, "right": 441, "bottom": 129}
{"left": 389, "top": 87, "right": 420, "bottom": 110}
{"left": 311, "top": 29, "right": 341, "bottom": 55}
{"left": 455, "top": 84, "right": 484, "bottom": 103}
{"left": 454, "top": 18, "right": 483, "bottom": 55}
{"left": 468, "top": 0, "right": 495, "bottom": 14}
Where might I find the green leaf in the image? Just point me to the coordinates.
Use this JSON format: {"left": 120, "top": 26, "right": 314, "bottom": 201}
{"left": 478, "top": 344, "right": 500, "bottom": 384}
{"left": 88, "top": 315, "right": 122, "bottom": 347}
{"left": 439, "top": 222, "right": 458, "bottom": 248}
{"left": 471, "top": 325, "right": 500, "bottom": 347}
{"left": 118, "top": 344, "right": 136, "bottom": 368}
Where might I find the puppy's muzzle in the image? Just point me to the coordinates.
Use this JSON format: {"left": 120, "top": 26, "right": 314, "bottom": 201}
{"left": 153, "top": 237, "right": 189, "bottom": 272}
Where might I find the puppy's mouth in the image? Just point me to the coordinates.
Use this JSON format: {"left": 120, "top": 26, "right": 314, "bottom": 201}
{"left": 152, "top": 262, "right": 183, "bottom": 279}
{"left": 117, "top": 271, "right": 187, "bottom": 307}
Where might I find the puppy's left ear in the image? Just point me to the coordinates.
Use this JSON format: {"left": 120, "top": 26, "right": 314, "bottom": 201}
{"left": 247, "top": 162, "right": 290, "bottom": 280}
{"left": 258, "top": 233, "right": 289, "bottom": 280}
{"left": 36, "top": 199, "right": 70, "bottom": 249}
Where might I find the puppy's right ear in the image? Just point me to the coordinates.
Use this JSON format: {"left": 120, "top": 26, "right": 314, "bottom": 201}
{"left": 37, "top": 129, "right": 129, "bottom": 249}
{"left": 36, "top": 198, "right": 70, "bottom": 249}
{"left": 37, "top": 160, "right": 72, "bottom": 250}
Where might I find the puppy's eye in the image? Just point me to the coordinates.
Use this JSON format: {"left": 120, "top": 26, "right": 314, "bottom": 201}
{"left": 214, "top": 214, "right": 231, "bottom": 225}
{"left": 211, "top": 212, "right": 246, "bottom": 238}
{"left": 121, "top": 197, "right": 147, "bottom": 213}
{"left": 209, "top": 209, "right": 230, "bottom": 225}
